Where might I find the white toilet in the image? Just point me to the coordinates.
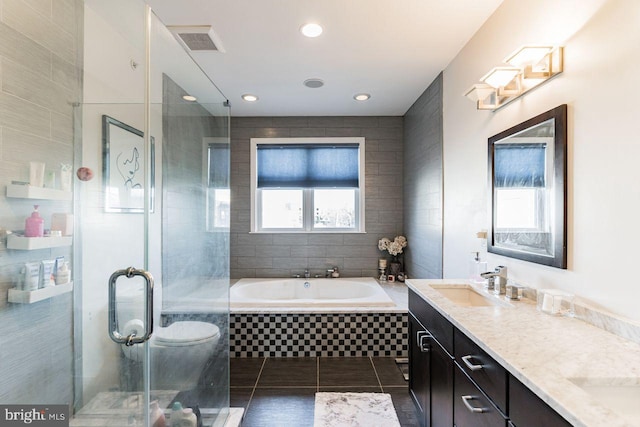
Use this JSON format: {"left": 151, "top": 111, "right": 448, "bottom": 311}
{"left": 116, "top": 283, "right": 221, "bottom": 390}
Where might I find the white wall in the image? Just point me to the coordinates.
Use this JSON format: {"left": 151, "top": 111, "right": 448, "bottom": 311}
{"left": 442, "top": 0, "right": 640, "bottom": 320}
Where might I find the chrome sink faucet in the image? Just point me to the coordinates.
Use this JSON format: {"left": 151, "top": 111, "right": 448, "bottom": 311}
{"left": 304, "top": 269, "right": 310, "bottom": 279}
{"left": 480, "top": 266, "right": 508, "bottom": 294}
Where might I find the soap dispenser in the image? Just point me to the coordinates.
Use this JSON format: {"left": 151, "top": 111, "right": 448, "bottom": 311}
{"left": 469, "top": 252, "right": 487, "bottom": 285}
{"left": 25, "top": 205, "right": 44, "bottom": 237}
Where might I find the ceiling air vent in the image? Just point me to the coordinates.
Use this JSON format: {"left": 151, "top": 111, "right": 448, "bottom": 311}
{"left": 167, "top": 25, "right": 225, "bottom": 53}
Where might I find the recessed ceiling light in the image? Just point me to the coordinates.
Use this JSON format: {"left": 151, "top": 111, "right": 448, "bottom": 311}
{"left": 303, "top": 78, "right": 324, "bottom": 88}
{"left": 182, "top": 95, "right": 197, "bottom": 102}
{"left": 353, "top": 93, "right": 371, "bottom": 101}
{"left": 300, "top": 23, "right": 323, "bottom": 38}
{"left": 242, "top": 94, "right": 259, "bottom": 102}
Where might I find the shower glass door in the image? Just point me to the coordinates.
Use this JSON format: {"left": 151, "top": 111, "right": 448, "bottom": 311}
{"left": 73, "top": 2, "right": 230, "bottom": 426}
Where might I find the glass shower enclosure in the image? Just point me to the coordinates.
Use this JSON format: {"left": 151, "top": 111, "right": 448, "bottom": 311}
{"left": 1, "top": 1, "right": 229, "bottom": 425}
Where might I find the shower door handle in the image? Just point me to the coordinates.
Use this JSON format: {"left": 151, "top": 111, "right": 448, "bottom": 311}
{"left": 108, "top": 267, "right": 154, "bottom": 346}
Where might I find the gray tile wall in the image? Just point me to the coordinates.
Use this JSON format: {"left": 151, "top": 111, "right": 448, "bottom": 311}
{"left": 162, "top": 75, "right": 230, "bottom": 300}
{"left": 0, "top": 0, "right": 83, "bottom": 404}
{"left": 403, "top": 73, "right": 443, "bottom": 278}
{"left": 230, "top": 117, "right": 404, "bottom": 279}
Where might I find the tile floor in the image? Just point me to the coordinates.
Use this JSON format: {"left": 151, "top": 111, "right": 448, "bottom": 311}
{"left": 231, "top": 357, "right": 419, "bottom": 427}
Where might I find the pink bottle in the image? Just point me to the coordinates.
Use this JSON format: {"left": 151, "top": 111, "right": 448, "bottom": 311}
{"left": 25, "top": 205, "right": 44, "bottom": 237}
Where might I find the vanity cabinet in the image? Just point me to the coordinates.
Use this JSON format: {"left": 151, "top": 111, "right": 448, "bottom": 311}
{"left": 508, "top": 375, "right": 572, "bottom": 427}
{"left": 409, "top": 313, "right": 430, "bottom": 423}
{"left": 408, "top": 288, "right": 572, "bottom": 427}
{"left": 409, "top": 290, "right": 454, "bottom": 427}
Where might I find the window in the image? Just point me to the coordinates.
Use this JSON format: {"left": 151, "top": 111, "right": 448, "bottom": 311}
{"left": 251, "top": 137, "right": 365, "bottom": 232}
{"left": 206, "top": 139, "right": 230, "bottom": 230}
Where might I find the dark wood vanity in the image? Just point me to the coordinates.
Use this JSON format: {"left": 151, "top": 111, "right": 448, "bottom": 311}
{"left": 408, "top": 288, "right": 572, "bottom": 427}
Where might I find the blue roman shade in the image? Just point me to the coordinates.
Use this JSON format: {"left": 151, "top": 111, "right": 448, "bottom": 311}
{"left": 257, "top": 144, "right": 359, "bottom": 188}
{"left": 494, "top": 143, "right": 546, "bottom": 188}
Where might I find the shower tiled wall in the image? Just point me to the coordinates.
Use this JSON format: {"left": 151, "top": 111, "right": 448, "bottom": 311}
{"left": 403, "top": 74, "right": 443, "bottom": 279}
{"left": 0, "top": 0, "right": 83, "bottom": 403}
{"left": 230, "top": 117, "right": 404, "bottom": 279}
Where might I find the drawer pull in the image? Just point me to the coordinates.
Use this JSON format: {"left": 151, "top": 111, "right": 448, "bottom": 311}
{"left": 416, "top": 330, "right": 432, "bottom": 353}
{"left": 461, "top": 355, "right": 483, "bottom": 371}
{"left": 461, "top": 395, "right": 486, "bottom": 413}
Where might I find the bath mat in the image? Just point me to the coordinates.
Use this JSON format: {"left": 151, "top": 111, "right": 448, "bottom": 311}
{"left": 313, "top": 392, "right": 401, "bottom": 427}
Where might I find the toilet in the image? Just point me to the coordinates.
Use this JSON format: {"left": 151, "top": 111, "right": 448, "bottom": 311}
{"left": 116, "top": 283, "right": 221, "bottom": 390}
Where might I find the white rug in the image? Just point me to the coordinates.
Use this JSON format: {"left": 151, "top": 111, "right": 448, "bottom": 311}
{"left": 313, "top": 392, "right": 401, "bottom": 427}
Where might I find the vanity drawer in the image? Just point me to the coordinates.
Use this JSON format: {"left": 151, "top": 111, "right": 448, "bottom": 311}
{"left": 454, "top": 365, "right": 507, "bottom": 427}
{"left": 454, "top": 328, "right": 507, "bottom": 413}
{"left": 409, "top": 289, "right": 454, "bottom": 355}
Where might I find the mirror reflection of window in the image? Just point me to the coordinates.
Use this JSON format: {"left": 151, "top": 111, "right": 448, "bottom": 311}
{"left": 492, "top": 120, "right": 555, "bottom": 256}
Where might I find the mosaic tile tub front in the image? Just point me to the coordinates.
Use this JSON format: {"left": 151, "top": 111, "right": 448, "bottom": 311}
{"left": 230, "top": 313, "right": 408, "bottom": 358}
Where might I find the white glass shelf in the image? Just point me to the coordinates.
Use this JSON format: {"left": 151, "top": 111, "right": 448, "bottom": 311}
{"left": 6, "top": 184, "right": 72, "bottom": 201}
{"left": 8, "top": 282, "right": 73, "bottom": 304}
{"left": 7, "top": 234, "right": 72, "bottom": 250}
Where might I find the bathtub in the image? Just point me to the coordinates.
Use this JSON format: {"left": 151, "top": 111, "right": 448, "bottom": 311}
{"left": 230, "top": 277, "right": 396, "bottom": 308}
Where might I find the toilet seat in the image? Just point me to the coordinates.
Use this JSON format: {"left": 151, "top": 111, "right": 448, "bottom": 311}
{"left": 153, "top": 321, "right": 220, "bottom": 347}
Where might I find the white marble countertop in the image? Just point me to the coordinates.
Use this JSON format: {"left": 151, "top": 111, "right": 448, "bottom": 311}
{"left": 406, "top": 278, "right": 640, "bottom": 427}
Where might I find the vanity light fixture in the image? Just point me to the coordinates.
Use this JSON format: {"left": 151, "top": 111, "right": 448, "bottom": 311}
{"left": 481, "top": 67, "right": 521, "bottom": 89}
{"left": 465, "top": 45, "right": 563, "bottom": 111}
{"left": 242, "top": 94, "right": 259, "bottom": 102}
{"left": 353, "top": 93, "right": 371, "bottom": 101}
{"left": 300, "top": 23, "right": 323, "bottom": 38}
{"left": 182, "top": 95, "right": 197, "bottom": 102}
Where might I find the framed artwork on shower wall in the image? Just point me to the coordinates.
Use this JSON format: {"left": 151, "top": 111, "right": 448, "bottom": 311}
{"left": 102, "top": 115, "right": 155, "bottom": 213}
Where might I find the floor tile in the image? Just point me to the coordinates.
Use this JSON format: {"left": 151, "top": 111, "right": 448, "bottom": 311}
{"left": 241, "top": 388, "right": 316, "bottom": 427}
{"left": 230, "top": 388, "right": 253, "bottom": 412}
{"left": 387, "top": 388, "right": 421, "bottom": 427}
{"left": 230, "top": 357, "right": 265, "bottom": 387}
{"left": 257, "top": 357, "right": 317, "bottom": 388}
{"left": 372, "top": 357, "right": 408, "bottom": 387}
{"left": 318, "top": 385, "right": 383, "bottom": 393}
{"left": 318, "top": 357, "right": 379, "bottom": 387}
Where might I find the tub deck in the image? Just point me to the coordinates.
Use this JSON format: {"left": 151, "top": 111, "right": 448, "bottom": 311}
{"left": 230, "top": 279, "right": 407, "bottom": 314}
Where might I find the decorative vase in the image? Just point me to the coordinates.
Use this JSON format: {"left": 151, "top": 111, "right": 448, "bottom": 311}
{"left": 389, "top": 261, "right": 402, "bottom": 278}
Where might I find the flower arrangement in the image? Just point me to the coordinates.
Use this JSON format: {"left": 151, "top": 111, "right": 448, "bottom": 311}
{"left": 378, "top": 235, "right": 408, "bottom": 260}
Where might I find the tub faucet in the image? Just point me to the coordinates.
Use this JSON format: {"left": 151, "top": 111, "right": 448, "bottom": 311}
{"left": 304, "top": 269, "right": 310, "bottom": 279}
{"left": 480, "top": 266, "right": 508, "bottom": 294}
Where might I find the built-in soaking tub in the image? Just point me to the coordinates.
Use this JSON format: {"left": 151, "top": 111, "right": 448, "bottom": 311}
{"left": 230, "top": 277, "right": 396, "bottom": 308}
{"left": 229, "top": 277, "right": 407, "bottom": 358}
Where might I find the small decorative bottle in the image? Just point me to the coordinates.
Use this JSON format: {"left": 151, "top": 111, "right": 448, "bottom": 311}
{"left": 149, "top": 400, "right": 166, "bottom": 427}
{"left": 25, "top": 205, "right": 44, "bottom": 237}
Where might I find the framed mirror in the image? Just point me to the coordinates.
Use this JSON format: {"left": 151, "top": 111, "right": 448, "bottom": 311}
{"left": 488, "top": 104, "right": 567, "bottom": 268}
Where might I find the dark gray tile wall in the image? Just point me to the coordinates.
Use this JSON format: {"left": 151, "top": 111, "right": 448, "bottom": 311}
{"left": 403, "top": 73, "right": 443, "bottom": 278}
{"left": 0, "top": 0, "right": 83, "bottom": 404}
{"left": 230, "top": 116, "right": 403, "bottom": 279}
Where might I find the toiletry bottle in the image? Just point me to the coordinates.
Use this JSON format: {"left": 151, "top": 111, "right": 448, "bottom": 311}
{"left": 25, "top": 205, "right": 44, "bottom": 237}
{"left": 179, "top": 408, "right": 197, "bottom": 427}
{"left": 150, "top": 400, "right": 166, "bottom": 427}
{"left": 469, "top": 252, "right": 487, "bottom": 285}
{"left": 170, "top": 402, "right": 184, "bottom": 426}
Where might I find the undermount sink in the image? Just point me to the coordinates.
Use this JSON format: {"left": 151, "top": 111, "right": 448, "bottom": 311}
{"left": 431, "top": 284, "right": 510, "bottom": 307}
{"left": 569, "top": 378, "right": 640, "bottom": 425}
